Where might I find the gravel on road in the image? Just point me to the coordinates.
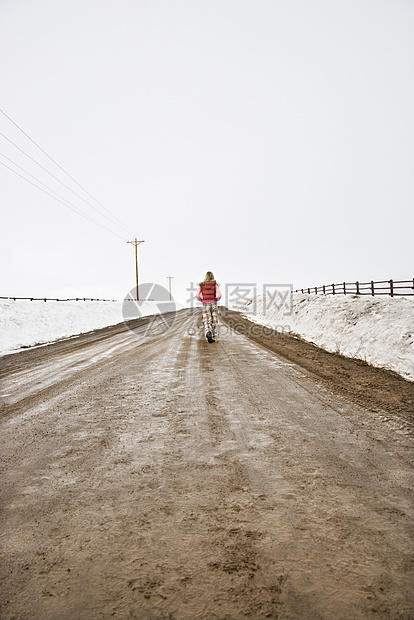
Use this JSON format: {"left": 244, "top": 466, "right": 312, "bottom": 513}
{"left": 1, "top": 308, "right": 413, "bottom": 619}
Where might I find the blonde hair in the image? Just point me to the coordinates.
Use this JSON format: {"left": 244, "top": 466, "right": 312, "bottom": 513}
{"left": 200, "top": 271, "right": 216, "bottom": 286}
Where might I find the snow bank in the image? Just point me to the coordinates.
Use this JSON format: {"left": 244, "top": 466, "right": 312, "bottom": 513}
{"left": 239, "top": 293, "right": 414, "bottom": 381}
{"left": 0, "top": 299, "right": 176, "bottom": 354}
{"left": 2, "top": 295, "right": 413, "bottom": 381}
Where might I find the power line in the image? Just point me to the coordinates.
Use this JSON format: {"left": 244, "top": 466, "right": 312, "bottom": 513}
{"left": 2, "top": 147, "right": 173, "bottom": 274}
{"left": 0, "top": 160, "right": 125, "bottom": 240}
{"left": 0, "top": 151, "right": 81, "bottom": 205}
{"left": 166, "top": 275, "right": 174, "bottom": 299}
{"left": 127, "top": 238, "right": 145, "bottom": 300}
{"left": 0, "top": 108, "right": 175, "bottom": 277}
{"left": 0, "top": 107, "right": 138, "bottom": 237}
{"left": 140, "top": 245, "right": 169, "bottom": 278}
{"left": 0, "top": 150, "right": 123, "bottom": 233}
{"left": 0, "top": 108, "right": 115, "bottom": 217}
{"left": 1, "top": 153, "right": 173, "bottom": 272}
{"left": 0, "top": 130, "right": 136, "bottom": 238}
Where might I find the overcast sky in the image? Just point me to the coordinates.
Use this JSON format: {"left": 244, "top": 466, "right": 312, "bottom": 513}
{"left": 1, "top": 0, "right": 413, "bottom": 304}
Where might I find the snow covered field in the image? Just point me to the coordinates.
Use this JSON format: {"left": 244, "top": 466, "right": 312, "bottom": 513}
{"left": 0, "top": 299, "right": 176, "bottom": 354}
{"left": 239, "top": 293, "right": 414, "bottom": 381}
{"left": 1, "top": 294, "right": 413, "bottom": 381}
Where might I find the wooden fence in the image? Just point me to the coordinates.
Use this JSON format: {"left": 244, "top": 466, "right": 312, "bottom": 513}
{"left": 0, "top": 296, "right": 117, "bottom": 302}
{"left": 294, "top": 279, "right": 414, "bottom": 297}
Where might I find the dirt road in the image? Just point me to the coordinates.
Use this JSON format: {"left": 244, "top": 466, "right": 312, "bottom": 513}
{"left": 1, "top": 309, "right": 413, "bottom": 619}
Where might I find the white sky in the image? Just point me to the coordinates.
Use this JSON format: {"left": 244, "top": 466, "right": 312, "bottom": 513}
{"left": 1, "top": 0, "right": 413, "bottom": 304}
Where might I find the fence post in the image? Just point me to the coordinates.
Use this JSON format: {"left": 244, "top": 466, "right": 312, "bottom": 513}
{"left": 332, "top": 283, "right": 335, "bottom": 295}
{"left": 371, "top": 281, "right": 374, "bottom": 296}
{"left": 356, "top": 281, "right": 360, "bottom": 295}
{"left": 389, "top": 279, "right": 394, "bottom": 297}
{"left": 315, "top": 287, "right": 317, "bottom": 294}
{"left": 343, "top": 282, "right": 346, "bottom": 294}
{"left": 323, "top": 285, "right": 325, "bottom": 294}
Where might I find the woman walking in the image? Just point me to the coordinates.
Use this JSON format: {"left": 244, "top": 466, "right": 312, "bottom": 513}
{"left": 196, "top": 271, "right": 222, "bottom": 343}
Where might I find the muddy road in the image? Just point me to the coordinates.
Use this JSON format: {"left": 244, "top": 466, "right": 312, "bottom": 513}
{"left": 1, "top": 308, "right": 413, "bottom": 619}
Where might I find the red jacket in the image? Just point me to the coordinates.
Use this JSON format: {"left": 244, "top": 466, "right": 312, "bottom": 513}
{"left": 196, "top": 282, "right": 222, "bottom": 304}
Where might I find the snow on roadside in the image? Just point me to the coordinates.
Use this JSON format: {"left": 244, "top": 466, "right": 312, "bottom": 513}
{"left": 2, "top": 295, "right": 413, "bottom": 381}
{"left": 0, "top": 299, "right": 177, "bottom": 354}
{"left": 238, "top": 293, "right": 414, "bottom": 381}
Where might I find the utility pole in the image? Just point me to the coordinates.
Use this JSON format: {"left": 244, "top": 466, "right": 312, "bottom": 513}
{"left": 166, "top": 276, "right": 174, "bottom": 300}
{"left": 127, "top": 238, "right": 145, "bottom": 301}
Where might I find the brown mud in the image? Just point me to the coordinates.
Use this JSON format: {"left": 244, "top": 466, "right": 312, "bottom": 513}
{"left": 220, "top": 307, "right": 414, "bottom": 428}
{"left": 1, "top": 308, "right": 413, "bottom": 619}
